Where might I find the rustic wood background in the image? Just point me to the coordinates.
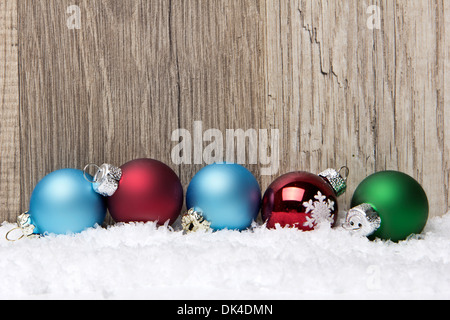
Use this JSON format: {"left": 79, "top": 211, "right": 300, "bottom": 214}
{"left": 0, "top": 0, "right": 449, "bottom": 224}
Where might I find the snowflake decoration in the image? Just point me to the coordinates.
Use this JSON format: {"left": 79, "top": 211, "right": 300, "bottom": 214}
{"left": 303, "top": 191, "right": 335, "bottom": 228}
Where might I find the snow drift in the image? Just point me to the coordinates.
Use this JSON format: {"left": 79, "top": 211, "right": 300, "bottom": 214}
{"left": 1, "top": 212, "right": 450, "bottom": 300}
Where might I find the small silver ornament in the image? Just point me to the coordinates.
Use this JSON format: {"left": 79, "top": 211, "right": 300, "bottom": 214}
{"left": 5, "top": 212, "right": 40, "bottom": 241}
{"left": 318, "top": 167, "right": 349, "bottom": 197}
{"left": 342, "top": 203, "right": 381, "bottom": 237}
{"left": 181, "top": 208, "right": 211, "bottom": 233}
{"left": 84, "top": 163, "right": 122, "bottom": 197}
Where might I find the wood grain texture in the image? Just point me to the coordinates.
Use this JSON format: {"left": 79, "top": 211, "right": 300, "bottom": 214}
{"left": 0, "top": 0, "right": 447, "bottom": 223}
{"left": 17, "top": 0, "right": 266, "bottom": 224}
{"left": 0, "top": 0, "right": 19, "bottom": 222}
{"left": 264, "top": 0, "right": 450, "bottom": 218}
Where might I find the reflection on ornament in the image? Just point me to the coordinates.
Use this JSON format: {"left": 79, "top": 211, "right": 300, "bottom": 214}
{"left": 262, "top": 167, "right": 348, "bottom": 231}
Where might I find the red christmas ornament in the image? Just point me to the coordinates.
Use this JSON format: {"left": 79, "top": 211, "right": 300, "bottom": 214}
{"left": 86, "top": 159, "right": 183, "bottom": 225}
{"left": 262, "top": 168, "right": 348, "bottom": 231}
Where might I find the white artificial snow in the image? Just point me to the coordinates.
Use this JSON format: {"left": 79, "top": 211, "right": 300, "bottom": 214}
{"left": 1, "top": 212, "right": 450, "bottom": 300}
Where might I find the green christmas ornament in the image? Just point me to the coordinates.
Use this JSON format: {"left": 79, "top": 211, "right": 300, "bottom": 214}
{"left": 343, "top": 171, "right": 429, "bottom": 242}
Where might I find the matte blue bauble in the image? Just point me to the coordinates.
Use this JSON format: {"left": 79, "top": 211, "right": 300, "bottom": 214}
{"left": 29, "top": 169, "right": 107, "bottom": 235}
{"left": 186, "top": 163, "right": 261, "bottom": 231}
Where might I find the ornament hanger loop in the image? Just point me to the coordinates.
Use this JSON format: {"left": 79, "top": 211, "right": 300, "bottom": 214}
{"left": 83, "top": 163, "right": 100, "bottom": 184}
{"left": 339, "top": 166, "right": 350, "bottom": 181}
{"left": 5, "top": 212, "right": 39, "bottom": 242}
{"left": 5, "top": 227, "right": 24, "bottom": 242}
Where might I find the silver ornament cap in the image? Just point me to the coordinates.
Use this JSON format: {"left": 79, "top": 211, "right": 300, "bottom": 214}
{"left": 342, "top": 203, "right": 381, "bottom": 237}
{"left": 319, "top": 167, "right": 349, "bottom": 197}
{"left": 5, "top": 212, "right": 40, "bottom": 241}
{"left": 181, "top": 208, "right": 211, "bottom": 234}
{"left": 84, "top": 163, "right": 122, "bottom": 197}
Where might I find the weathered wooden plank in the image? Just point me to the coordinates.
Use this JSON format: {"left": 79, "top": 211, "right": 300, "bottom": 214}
{"left": 169, "top": 0, "right": 267, "bottom": 202}
{"left": 0, "top": 0, "right": 20, "bottom": 222}
{"left": 444, "top": 0, "right": 450, "bottom": 216}
{"left": 264, "top": 0, "right": 449, "bottom": 217}
{"left": 17, "top": 0, "right": 267, "bottom": 222}
{"left": 374, "top": 0, "right": 448, "bottom": 217}
{"left": 17, "top": 0, "right": 182, "bottom": 219}
{"left": 264, "top": 0, "right": 379, "bottom": 217}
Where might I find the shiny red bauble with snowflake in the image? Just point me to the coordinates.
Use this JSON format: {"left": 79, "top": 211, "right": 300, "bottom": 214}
{"left": 262, "top": 172, "right": 339, "bottom": 231}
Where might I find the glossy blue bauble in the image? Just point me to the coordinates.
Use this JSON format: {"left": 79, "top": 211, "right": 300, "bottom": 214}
{"left": 186, "top": 163, "right": 261, "bottom": 231}
{"left": 29, "top": 169, "right": 107, "bottom": 235}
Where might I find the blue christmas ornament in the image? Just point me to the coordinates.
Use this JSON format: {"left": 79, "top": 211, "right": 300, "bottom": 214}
{"left": 182, "top": 163, "right": 261, "bottom": 232}
{"left": 6, "top": 169, "right": 106, "bottom": 240}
